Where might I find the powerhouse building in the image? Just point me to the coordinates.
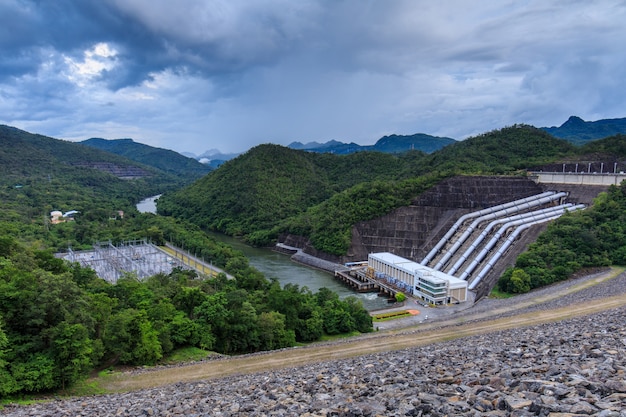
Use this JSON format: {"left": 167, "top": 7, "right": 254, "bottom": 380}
{"left": 367, "top": 252, "right": 467, "bottom": 304}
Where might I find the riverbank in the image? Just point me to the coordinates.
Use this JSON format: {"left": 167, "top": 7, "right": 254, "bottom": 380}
{"left": 276, "top": 242, "right": 480, "bottom": 321}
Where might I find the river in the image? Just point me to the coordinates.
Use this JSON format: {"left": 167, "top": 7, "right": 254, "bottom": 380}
{"left": 136, "top": 194, "right": 161, "bottom": 214}
{"left": 205, "top": 232, "right": 390, "bottom": 311}
{"left": 137, "top": 195, "right": 390, "bottom": 310}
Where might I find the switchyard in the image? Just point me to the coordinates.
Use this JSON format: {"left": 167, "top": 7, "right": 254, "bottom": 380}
{"left": 57, "top": 239, "right": 190, "bottom": 283}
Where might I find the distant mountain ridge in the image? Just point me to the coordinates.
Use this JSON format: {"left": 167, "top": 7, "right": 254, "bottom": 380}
{"left": 541, "top": 116, "right": 626, "bottom": 143}
{"left": 288, "top": 133, "right": 456, "bottom": 154}
{"left": 0, "top": 125, "right": 190, "bottom": 210}
{"left": 81, "top": 138, "right": 212, "bottom": 179}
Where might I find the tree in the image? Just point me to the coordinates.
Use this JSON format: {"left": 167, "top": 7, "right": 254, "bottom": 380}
{"left": 0, "top": 318, "right": 18, "bottom": 396}
{"left": 509, "top": 268, "right": 531, "bottom": 294}
{"left": 321, "top": 300, "right": 355, "bottom": 335}
{"left": 257, "top": 311, "right": 295, "bottom": 351}
{"left": 104, "top": 309, "right": 162, "bottom": 365}
{"left": 48, "top": 322, "right": 94, "bottom": 389}
{"left": 342, "top": 296, "right": 373, "bottom": 333}
{"left": 10, "top": 353, "right": 57, "bottom": 393}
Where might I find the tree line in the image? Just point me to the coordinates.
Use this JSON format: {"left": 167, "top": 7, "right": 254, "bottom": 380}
{"left": 0, "top": 223, "right": 372, "bottom": 397}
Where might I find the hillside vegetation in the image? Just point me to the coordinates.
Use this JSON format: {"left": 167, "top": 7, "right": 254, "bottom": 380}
{"left": 0, "top": 125, "right": 203, "bottom": 249}
{"left": 0, "top": 126, "right": 374, "bottom": 398}
{"left": 158, "top": 125, "right": 579, "bottom": 254}
{"left": 81, "top": 138, "right": 212, "bottom": 179}
{"left": 157, "top": 144, "right": 411, "bottom": 236}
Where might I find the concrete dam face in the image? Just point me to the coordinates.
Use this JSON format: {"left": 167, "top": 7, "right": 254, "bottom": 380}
{"left": 281, "top": 175, "right": 607, "bottom": 299}
{"left": 349, "top": 177, "right": 544, "bottom": 261}
{"left": 346, "top": 176, "right": 606, "bottom": 298}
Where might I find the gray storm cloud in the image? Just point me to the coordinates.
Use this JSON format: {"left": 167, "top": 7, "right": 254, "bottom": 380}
{"left": 0, "top": 0, "right": 624, "bottom": 153}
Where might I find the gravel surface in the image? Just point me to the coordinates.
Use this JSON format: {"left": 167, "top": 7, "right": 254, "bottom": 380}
{"left": 3, "top": 270, "right": 626, "bottom": 417}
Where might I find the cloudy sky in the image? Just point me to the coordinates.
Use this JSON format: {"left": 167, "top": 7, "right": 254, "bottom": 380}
{"left": 1, "top": 1, "right": 624, "bottom": 154}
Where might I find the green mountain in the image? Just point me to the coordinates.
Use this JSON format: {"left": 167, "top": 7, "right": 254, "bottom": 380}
{"left": 541, "top": 116, "right": 626, "bottom": 143}
{"left": 157, "top": 144, "right": 410, "bottom": 237}
{"left": 372, "top": 133, "right": 456, "bottom": 153}
{"left": 0, "top": 125, "right": 192, "bottom": 246}
{"left": 288, "top": 132, "right": 456, "bottom": 154}
{"left": 158, "top": 125, "right": 579, "bottom": 251}
{"left": 81, "top": 137, "right": 212, "bottom": 179}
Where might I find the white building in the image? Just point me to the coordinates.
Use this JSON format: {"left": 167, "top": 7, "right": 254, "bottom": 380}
{"left": 367, "top": 252, "right": 467, "bottom": 304}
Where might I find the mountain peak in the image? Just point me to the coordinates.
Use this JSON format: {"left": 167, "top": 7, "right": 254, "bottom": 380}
{"left": 561, "top": 116, "right": 586, "bottom": 127}
{"left": 541, "top": 115, "right": 626, "bottom": 143}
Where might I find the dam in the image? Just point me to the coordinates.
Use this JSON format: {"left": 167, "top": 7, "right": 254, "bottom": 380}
{"left": 282, "top": 171, "right": 616, "bottom": 300}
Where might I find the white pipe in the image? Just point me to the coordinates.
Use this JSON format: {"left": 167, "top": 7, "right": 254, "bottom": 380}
{"left": 458, "top": 204, "right": 583, "bottom": 281}
{"left": 421, "top": 191, "right": 557, "bottom": 265}
{"left": 446, "top": 204, "right": 575, "bottom": 275}
{"left": 467, "top": 205, "right": 586, "bottom": 290}
{"left": 432, "top": 192, "right": 568, "bottom": 271}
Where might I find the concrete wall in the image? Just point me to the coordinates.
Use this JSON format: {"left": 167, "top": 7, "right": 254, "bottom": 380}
{"left": 280, "top": 174, "right": 609, "bottom": 297}
{"left": 530, "top": 172, "right": 626, "bottom": 186}
{"left": 349, "top": 176, "right": 545, "bottom": 263}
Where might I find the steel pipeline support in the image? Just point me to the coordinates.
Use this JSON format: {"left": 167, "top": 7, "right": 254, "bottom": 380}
{"left": 446, "top": 203, "right": 577, "bottom": 275}
{"left": 468, "top": 204, "right": 585, "bottom": 290}
{"left": 420, "top": 191, "right": 557, "bottom": 266}
{"left": 458, "top": 204, "right": 584, "bottom": 281}
{"left": 432, "top": 192, "right": 568, "bottom": 271}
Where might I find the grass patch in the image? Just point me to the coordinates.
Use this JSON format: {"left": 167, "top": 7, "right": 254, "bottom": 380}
{"left": 319, "top": 331, "right": 361, "bottom": 342}
{"left": 1, "top": 397, "right": 40, "bottom": 410}
{"left": 372, "top": 310, "right": 413, "bottom": 322}
{"left": 488, "top": 287, "right": 514, "bottom": 299}
{"left": 40, "top": 348, "right": 216, "bottom": 399}
{"left": 161, "top": 346, "right": 216, "bottom": 365}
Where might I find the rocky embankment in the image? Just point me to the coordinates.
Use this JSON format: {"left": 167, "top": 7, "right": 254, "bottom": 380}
{"left": 4, "top": 272, "right": 626, "bottom": 417}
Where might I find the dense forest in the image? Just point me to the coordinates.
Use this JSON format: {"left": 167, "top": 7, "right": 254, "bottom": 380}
{"left": 0, "top": 222, "right": 371, "bottom": 396}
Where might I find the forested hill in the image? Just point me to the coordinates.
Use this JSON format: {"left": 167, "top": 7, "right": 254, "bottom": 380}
{"left": 81, "top": 137, "right": 212, "bottom": 179}
{"left": 1, "top": 125, "right": 186, "bottom": 185}
{"left": 157, "top": 125, "right": 581, "bottom": 251}
{"left": 156, "top": 144, "right": 413, "bottom": 237}
{"left": 0, "top": 125, "right": 192, "bottom": 246}
{"left": 541, "top": 115, "right": 626, "bottom": 144}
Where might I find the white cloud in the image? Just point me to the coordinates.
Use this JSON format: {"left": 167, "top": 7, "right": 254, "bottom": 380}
{"left": 64, "top": 43, "right": 119, "bottom": 87}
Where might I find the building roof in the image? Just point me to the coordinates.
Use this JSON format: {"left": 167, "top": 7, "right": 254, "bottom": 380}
{"left": 368, "top": 252, "right": 467, "bottom": 289}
